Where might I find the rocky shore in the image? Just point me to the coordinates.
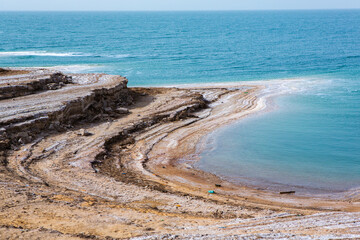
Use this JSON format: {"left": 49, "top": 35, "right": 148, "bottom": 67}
{"left": 0, "top": 68, "right": 359, "bottom": 239}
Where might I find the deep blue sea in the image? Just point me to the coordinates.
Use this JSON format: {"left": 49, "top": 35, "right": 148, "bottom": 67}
{"left": 1, "top": 11, "right": 359, "bottom": 194}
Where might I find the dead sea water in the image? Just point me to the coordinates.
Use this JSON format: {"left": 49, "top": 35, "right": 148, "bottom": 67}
{"left": 0, "top": 10, "right": 359, "bottom": 195}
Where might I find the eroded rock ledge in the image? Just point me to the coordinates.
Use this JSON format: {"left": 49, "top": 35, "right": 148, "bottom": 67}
{"left": 0, "top": 69, "right": 134, "bottom": 153}
{"left": 0, "top": 71, "right": 73, "bottom": 100}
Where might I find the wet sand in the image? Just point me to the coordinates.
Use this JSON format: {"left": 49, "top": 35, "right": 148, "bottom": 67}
{"left": 0, "top": 69, "right": 359, "bottom": 239}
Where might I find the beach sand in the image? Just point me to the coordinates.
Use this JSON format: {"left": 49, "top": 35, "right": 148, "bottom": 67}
{"left": 0, "top": 69, "right": 359, "bottom": 239}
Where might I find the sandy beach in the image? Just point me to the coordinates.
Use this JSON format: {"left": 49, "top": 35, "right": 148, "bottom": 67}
{"left": 0, "top": 68, "right": 359, "bottom": 239}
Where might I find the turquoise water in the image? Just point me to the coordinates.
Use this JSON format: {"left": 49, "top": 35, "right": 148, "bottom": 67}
{"left": 0, "top": 11, "right": 359, "bottom": 193}
{"left": 199, "top": 81, "right": 360, "bottom": 193}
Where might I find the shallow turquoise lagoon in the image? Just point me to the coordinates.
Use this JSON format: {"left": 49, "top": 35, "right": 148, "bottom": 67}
{"left": 198, "top": 79, "right": 360, "bottom": 194}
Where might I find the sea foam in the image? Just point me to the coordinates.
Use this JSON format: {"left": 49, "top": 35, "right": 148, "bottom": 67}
{"left": 0, "top": 51, "right": 87, "bottom": 57}
{"left": 0, "top": 51, "right": 134, "bottom": 59}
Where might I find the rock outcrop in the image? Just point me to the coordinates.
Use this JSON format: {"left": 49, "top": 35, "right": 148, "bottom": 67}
{"left": 0, "top": 69, "right": 133, "bottom": 151}
{"left": 0, "top": 72, "right": 73, "bottom": 100}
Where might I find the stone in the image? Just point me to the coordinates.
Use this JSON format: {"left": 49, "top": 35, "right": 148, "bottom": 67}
{"left": 47, "top": 83, "right": 61, "bottom": 90}
{"left": 78, "top": 129, "right": 93, "bottom": 137}
{"left": 0, "top": 155, "right": 7, "bottom": 165}
{"left": 115, "top": 107, "right": 129, "bottom": 114}
{"left": 280, "top": 191, "right": 296, "bottom": 195}
{"left": 0, "top": 140, "right": 9, "bottom": 150}
{"left": 0, "top": 128, "right": 7, "bottom": 139}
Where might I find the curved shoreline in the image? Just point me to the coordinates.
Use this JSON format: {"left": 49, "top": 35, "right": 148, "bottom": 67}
{"left": 191, "top": 98, "right": 359, "bottom": 198}
{"left": 179, "top": 78, "right": 360, "bottom": 199}
{"left": 122, "top": 79, "right": 359, "bottom": 209}
{"left": 1, "top": 69, "right": 359, "bottom": 239}
{"left": 147, "top": 78, "right": 356, "bottom": 199}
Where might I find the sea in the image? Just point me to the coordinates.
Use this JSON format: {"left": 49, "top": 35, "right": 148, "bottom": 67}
{"left": 1, "top": 10, "right": 359, "bottom": 195}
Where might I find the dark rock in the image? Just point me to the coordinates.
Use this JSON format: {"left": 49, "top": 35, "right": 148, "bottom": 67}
{"left": 104, "top": 107, "right": 113, "bottom": 113}
{"left": 0, "top": 155, "right": 7, "bottom": 165}
{"left": 47, "top": 83, "right": 61, "bottom": 90}
{"left": 0, "top": 139, "right": 10, "bottom": 150}
{"left": 280, "top": 191, "right": 296, "bottom": 195}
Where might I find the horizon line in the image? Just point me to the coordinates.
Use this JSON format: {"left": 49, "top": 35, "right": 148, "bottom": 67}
{"left": 1, "top": 8, "right": 360, "bottom": 12}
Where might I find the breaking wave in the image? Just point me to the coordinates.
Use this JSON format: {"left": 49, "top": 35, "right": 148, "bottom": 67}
{"left": 0, "top": 51, "right": 88, "bottom": 57}
{"left": 0, "top": 51, "right": 134, "bottom": 59}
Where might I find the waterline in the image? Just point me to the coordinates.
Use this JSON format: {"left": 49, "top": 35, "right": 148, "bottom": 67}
{"left": 197, "top": 76, "right": 360, "bottom": 197}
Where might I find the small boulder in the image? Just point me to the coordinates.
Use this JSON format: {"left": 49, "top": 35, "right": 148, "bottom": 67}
{"left": 47, "top": 83, "right": 61, "bottom": 90}
{"left": 78, "top": 129, "right": 93, "bottom": 137}
{"left": 104, "top": 107, "right": 113, "bottom": 113}
{"left": 115, "top": 107, "right": 129, "bottom": 114}
{"left": 0, "top": 155, "right": 7, "bottom": 166}
{"left": 0, "top": 139, "right": 10, "bottom": 151}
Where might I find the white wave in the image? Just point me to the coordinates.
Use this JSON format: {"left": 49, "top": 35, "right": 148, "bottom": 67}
{"left": 0, "top": 51, "right": 135, "bottom": 59}
{"left": 41, "top": 64, "right": 102, "bottom": 73}
{"left": 18, "top": 64, "right": 102, "bottom": 73}
{"left": 114, "top": 54, "right": 131, "bottom": 58}
{"left": 165, "top": 76, "right": 330, "bottom": 91}
{"left": 0, "top": 51, "right": 87, "bottom": 57}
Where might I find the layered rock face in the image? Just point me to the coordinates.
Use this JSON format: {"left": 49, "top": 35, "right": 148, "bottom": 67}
{"left": 0, "top": 72, "right": 73, "bottom": 100}
{"left": 0, "top": 68, "right": 133, "bottom": 152}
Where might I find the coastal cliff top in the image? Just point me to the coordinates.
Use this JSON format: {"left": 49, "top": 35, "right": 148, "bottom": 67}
{"left": 0, "top": 68, "right": 129, "bottom": 144}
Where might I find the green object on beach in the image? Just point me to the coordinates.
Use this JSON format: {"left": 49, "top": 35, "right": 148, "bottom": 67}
{"left": 208, "top": 190, "right": 215, "bottom": 194}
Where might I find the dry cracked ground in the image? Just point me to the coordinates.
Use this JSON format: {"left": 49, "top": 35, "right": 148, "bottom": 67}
{"left": 0, "top": 68, "right": 359, "bottom": 240}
